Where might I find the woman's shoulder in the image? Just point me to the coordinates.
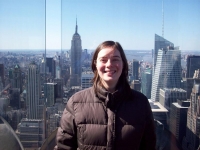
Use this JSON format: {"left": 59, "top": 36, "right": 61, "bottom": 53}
{"left": 69, "top": 87, "right": 95, "bottom": 103}
{"left": 130, "top": 89, "right": 148, "bottom": 101}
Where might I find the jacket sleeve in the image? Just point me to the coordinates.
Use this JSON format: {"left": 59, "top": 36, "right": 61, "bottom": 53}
{"left": 54, "top": 97, "right": 78, "bottom": 150}
{"left": 139, "top": 98, "right": 156, "bottom": 150}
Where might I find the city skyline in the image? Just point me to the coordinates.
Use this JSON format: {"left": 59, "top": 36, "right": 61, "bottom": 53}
{"left": 0, "top": 0, "right": 200, "bottom": 51}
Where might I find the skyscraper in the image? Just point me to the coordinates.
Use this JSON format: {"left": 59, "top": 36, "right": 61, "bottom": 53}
{"left": 46, "top": 57, "right": 56, "bottom": 78}
{"left": 186, "top": 55, "right": 200, "bottom": 78}
{"left": 44, "top": 83, "right": 56, "bottom": 107}
{"left": 182, "top": 84, "right": 200, "bottom": 150}
{"left": 0, "top": 64, "right": 5, "bottom": 87}
{"left": 132, "top": 59, "right": 139, "bottom": 80}
{"left": 10, "top": 64, "right": 22, "bottom": 93}
{"left": 70, "top": 19, "right": 82, "bottom": 87}
{"left": 26, "top": 62, "right": 41, "bottom": 119}
{"left": 151, "top": 45, "right": 182, "bottom": 102}
{"left": 169, "top": 100, "right": 190, "bottom": 144}
{"left": 141, "top": 68, "right": 152, "bottom": 99}
{"left": 153, "top": 34, "right": 174, "bottom": 73}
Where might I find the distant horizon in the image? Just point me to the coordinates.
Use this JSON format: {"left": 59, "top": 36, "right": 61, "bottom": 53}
{"left": 0, "top": 49, "right": 200, "bottom": 52}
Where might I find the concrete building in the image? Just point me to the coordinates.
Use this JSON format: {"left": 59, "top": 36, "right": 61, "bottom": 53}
{"left": 130, "top": 80, "right": 141, "bottom": 92}
{"left": 70, "top": 19, "right": 82, "bottom": 87}
{"left": 182, "top": 84, "right": 200, "bottom": 150}
{"left": 81, "top": 73, "right": 93, "bottom": 89}
{"left": 149, "top": 100, "right": 168, "bottom": 127}
{"left": 159, "top": 88, "right": 187, "bottom": 111}
{"left": 169, "top": 100, "right": 190, "bottom": 145}
{"left": 182, "top": 69, "right": 200, "bottom": 99}
{"left": 16, "top": 118, "right": 45, "bottom": 149}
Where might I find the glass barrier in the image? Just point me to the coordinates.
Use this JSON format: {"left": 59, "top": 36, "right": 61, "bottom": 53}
{"left": 0, "top": 0, "right": 200, "bottom": 149}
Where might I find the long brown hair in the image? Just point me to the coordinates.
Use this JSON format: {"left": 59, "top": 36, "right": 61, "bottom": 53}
{"left": 91, "top": 41, "right": 130, "bottom": 93}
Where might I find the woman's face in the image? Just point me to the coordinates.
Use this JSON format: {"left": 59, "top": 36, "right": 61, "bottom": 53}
{"left": 96, "top": 47, "right": 123, "bottom": 90}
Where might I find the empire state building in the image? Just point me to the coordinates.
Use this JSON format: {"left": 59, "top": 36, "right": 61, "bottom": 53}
{"left": 70, "top": 19, "right": 82, "bottom": 87}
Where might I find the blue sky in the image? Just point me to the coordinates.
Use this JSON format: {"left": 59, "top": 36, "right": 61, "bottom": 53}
{"left": 0, "top": 0, "right": 199, "bottom": 51}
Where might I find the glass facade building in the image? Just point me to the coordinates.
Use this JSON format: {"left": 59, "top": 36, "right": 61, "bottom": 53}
{"left": 151, "top": 46, "right": 182, "bottom": 102}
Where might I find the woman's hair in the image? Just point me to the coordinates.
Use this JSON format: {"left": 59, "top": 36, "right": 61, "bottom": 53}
{"left": 91, "top": 41, "right": 130, "bottom": 93}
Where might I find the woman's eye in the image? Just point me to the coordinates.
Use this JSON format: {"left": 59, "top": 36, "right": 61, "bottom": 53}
{"left": 100, "top": 59, "right": 107, "bottom": 62}
{"left": 113, "top": 59, "right": 120, "bottom": 61}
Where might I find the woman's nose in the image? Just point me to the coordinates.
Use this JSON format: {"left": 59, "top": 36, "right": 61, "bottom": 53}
{"left": 106, "top": 59, "right": 112, "bottom": 67}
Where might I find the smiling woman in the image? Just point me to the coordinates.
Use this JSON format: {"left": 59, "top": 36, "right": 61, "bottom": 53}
{"left": 94, "top": 42, "right": 124, "bottom": 93}
{"left": 95, "top": 47, "right": 123, "bottom": 92}
{"left": 55, "top": 41, "right": 156, "bottom": 150}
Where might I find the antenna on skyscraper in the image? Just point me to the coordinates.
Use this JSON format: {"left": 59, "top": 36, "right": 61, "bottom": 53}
{"left": 162, "top": 0, "right": 164, "bottom": 38}
{"left": 75, "top": 16, "right": 78, "bottom": 34}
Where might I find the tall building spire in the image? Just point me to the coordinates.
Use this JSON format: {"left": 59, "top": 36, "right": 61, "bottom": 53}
{"left": 70, "top": 17, "right": 82, "bottom": 87}
{"left": 162, "top": 0, "right": 164, "bottom": 38}
{"left": 75, "top": 17, "right": 78, "bottom": 34}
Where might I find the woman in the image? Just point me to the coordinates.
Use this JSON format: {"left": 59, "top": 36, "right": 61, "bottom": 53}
{"left": 55, "top": 41, "right": 156, "bottom": 150}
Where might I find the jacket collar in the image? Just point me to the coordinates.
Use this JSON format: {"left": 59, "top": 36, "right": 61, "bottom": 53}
{"left": 95, "top": 84, "right": 123, "bottom": 109}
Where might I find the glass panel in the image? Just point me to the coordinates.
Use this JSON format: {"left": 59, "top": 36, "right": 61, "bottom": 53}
{"left": 0, "top": 0, "right": 46, "bottom": 149}
{"left": 0, "top": 0, "right": 199, "bottom": 150}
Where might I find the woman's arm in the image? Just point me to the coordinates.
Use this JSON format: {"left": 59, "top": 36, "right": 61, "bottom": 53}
{"left": 139, "top": 99, "right": 156, "bottom": 150}
{"left": 55, "top": 98, "right": 78, "bottom": 150}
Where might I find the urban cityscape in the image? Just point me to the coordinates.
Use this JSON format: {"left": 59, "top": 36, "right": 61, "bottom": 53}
{"left": 0, "top": 0, "right": 200, "bottom": 150}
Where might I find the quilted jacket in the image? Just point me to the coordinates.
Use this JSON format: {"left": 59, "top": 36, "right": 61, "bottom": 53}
{"left": 55, "top": 86, "right": 156, "bottom": 150}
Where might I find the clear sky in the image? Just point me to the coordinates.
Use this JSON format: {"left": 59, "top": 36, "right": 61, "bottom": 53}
{"left": 0, "top": 0, "right": 199, "bottom": 51}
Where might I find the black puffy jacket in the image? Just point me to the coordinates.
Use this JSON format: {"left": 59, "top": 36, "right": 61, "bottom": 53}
{"left": 55, "top": 86, "right": 156, "bottom": 150}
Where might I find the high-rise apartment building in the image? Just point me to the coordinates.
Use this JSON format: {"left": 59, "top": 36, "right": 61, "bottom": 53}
{"left": 182, "top": 84, "right": 200, "bottom": 150}
{"left": 70, "top": 19, "right": 82, "bottom": 87}
{"left": 186, "top": 55, "right": 200, "bottom": 78}
{"left": 26, "top": 62, "right": 41, "bottom": 119}
{"left": 151, "top": 46, "right": 182, "bottom": 102}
